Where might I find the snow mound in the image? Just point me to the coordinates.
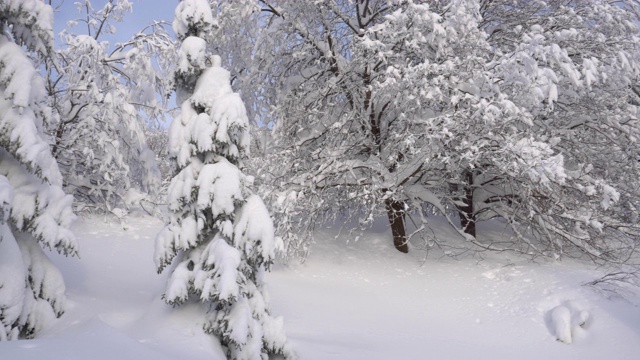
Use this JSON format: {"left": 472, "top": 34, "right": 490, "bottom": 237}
{"left": 547, "top": 301, "right": 592, "bottom": 344}
{"left": 550, "top": 305, "right": 573, "bottom": 343}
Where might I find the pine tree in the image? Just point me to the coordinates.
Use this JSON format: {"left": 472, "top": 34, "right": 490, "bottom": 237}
{"left": 155, "top": 1, "right": 292, "bottom": 358}
{"left": 0, "top": 0, "right": 77, "bottom": 340}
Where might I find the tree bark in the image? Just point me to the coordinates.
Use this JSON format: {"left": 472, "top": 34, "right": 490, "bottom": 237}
{"left": 385, "top": 198, "right": 408, "bottom": 253}
{"left": 457, "top": 170, "right": 476, "bottom": 238}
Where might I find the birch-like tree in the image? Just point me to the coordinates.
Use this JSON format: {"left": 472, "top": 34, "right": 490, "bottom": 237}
{"left": 208, "top": 0, "right": 640, "bottom": 266}
{"left": 439, "top": 0, "right": 640, "bottom": 262}
{"left": 45, "top": 0, "right": 175, "bottom": 214}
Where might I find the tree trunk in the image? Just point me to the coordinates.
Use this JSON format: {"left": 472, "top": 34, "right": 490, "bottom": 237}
{"left": 457, "top": 170, "right": 476, "bottom": 238}
{"left": 51, "top": 121, "right": 65, "bottom": 158}
{"left": 385, "top": 198, "right": 408, "bottom": 253}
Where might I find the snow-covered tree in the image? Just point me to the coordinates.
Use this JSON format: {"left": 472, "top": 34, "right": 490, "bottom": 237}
{"left": 207, "top": 0, "right": 640, "bottom": 266}
{"left": 144, "top": 123, "right": 172, "bottom": 186}
{"left": 45, "top": 0, "right": 175, "bottom": 214}
{"left": 0, "top": 0, "right": 77, "bottom": 340}
{"left": 155, "top": 1, "right": 292, "bottom": 358}
{"left": 218, "top": 0, "right": 498, "bottom": 255}
{"left": 436, "top": 0, "right": 640, "bottom": 262}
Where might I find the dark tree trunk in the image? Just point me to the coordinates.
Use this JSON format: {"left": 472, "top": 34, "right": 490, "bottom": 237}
{"left": 385, "top": 198, "right": 408, "bottom": 253}
{"left": 457, "top": 170, "right": 476, "bottom": 238}
{"left": 364, "top": 62, "right": 409, "bottom": 253}
{"left": 51, "top": 121, "right": 65, "bottom": 158}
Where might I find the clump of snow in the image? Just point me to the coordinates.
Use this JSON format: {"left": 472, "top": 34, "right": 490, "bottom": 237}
{"left": 0, "top": 46, "right": 62, "bottom": 186}
{"left": 549, "top": 305, "right": 573, "bottom": 343}
{"left": 169, "top": 62, "right": 251, "bottom": 167}
{"left": 178, "top": 36, "right": 207, "bottom": 74}
{"left": 0, "top": 175, "right": 12, "bottom": 220}
{"left": 0, "top": 151, "right": 76, "bottom": 254}
{"left": 196, "top": 160, "right": 245, "bottom": 218}
{"left": 163, "top": 254, "right": 192, "bottom": 305}
{"left": 173, "top": 0, "right": 216, "bottom": 39}
{"left": 234, "top": 195, "right": 282, "bottom": 266}
{"left": 547, "top": 301, "right": 592, "bottom": 345}
{"left": 600, "top": 184, "right": 620, "bottom": 210}
{"left": 260, "top": 314, "right": 290, "bottom": 356}
{"left": 507, "top": 138, "right": 566, "bottom": 185}
{"left": 576, "top": 310, "right": 590, "bottom": 328}
{"left": 190, "top": 63, "right": 233, "bottom": 110}
{"left": 224, "top": 298, "right": 251, "bottom": 345}
{"left": 188, "top": 63, "right": 251, "bottom": 160}
{"left": 0, "top": 0, "right": 54, "bottom": 55}
{"left": 201, "top": 236, "right": 243, "bottom": 302}
{"left": 0, "top": 226, "right": 26, "bottom": 341}
{"left": 168, "top": 101, "right": 195, "bottom": 168}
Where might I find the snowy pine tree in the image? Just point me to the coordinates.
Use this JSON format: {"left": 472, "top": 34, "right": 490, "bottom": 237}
{"left": 0, "top": 0, "right": 77, "bottom": 340}
{"left": 155, "top": 1, "right": 292, "bottom": 358}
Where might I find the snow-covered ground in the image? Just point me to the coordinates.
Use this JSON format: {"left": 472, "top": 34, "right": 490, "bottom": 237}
{"left": 1, "top": 215, "right": 639, "bottom": 359}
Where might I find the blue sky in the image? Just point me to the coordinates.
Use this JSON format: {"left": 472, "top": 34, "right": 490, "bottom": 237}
{"left": 52, "top": 0, "right": 176, "bottom": 44}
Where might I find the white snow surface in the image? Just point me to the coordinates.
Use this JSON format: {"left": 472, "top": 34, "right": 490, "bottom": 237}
{"left": 1, "top": 215, "right": 639, "bottom": 359}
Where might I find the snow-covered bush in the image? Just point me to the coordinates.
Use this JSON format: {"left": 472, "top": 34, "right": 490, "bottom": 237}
{"left": 155, "top": 1, "right": 292, "bottom": 358}
{"left": 0, "top": 0, "right": 77, "bottom": 340}
{"left": 45, "top": 0, "right": 175, "bottom": 215}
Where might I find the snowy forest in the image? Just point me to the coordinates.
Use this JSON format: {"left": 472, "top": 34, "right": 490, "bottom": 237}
{"left": 2, "top": 0, "right": 640, "bottom": 359}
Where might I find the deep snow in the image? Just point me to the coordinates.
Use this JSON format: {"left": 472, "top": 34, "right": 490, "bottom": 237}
{"left": 1, "top": 214, "right": 639, "bottom": 359}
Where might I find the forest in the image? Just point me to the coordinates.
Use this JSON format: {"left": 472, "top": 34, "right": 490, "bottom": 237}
{"left": 2, "top": 0, "right": 640, "bottom": 359}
